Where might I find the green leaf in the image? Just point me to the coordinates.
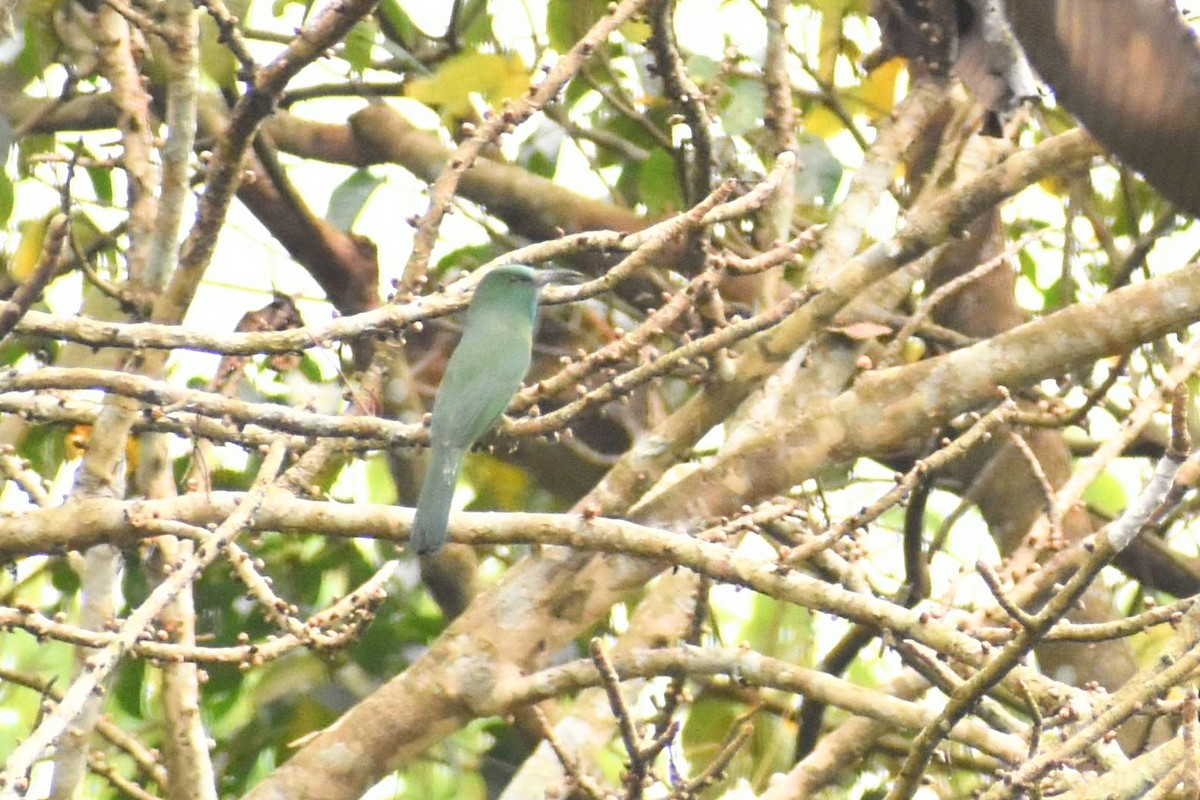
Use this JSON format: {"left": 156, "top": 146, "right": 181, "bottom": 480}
{"left": 564, "top": 75, "right": 590, "bottom": 106}
{"left": 16, "top": 12, "right": 57, "bottom": 79}
{"left": 298, "top": 353, "right": 324, "bottom": 383}
{"left": 325, "top": 169, "right": 382, "bottom": 232}
{"left": 0, "top": 338, "right": 31, "bottom": 368}
{"left": 1042, "top": 275, "right": 1076, "bottom": 311}
{"left": 597, "top": 113, "right": 658, "bottom": 168}
{"left": 721, "top": 77, "right": 766, "bottom": 137}
{"left": 681, "top": 693, "right": 764, "bottom": 790}
{"left": 271, "top": 0, "right": 304, "bottom": 16}
{"left": 0, "top": 170, "right": 14, "bottom": 227}
{"left": 113, "top": 657, "right": 148, "bottom": 718}
{"left": 518, "top": 121, "right": 563, "bottom": 179}
{"left": 199, "top": 14, "right": 238, "bottom": 88}
{"left": 377, "top": 0, "right": 415, "bottom": 44}
{"left": 434, "top": 243, "right": 496, "bottom": 277}
{"left": 795, "top": 133, "right": 844, "bottom": 207}
{"left": 682, "top": 695, "right": 741, "bottom": 762}
{"left": 686, "top": 54, "right": 720, "bottom": 86}
{"left": 19, "top": 423, "right": 68, "bottom": 484}
{"left": 640, "top": 147, "right": 683, "bottom": 215}
{"left": 1083, "top": 469, "right": 1128, "bottom": 519}
{"left": 86, "top": 165, "right": 113, "bottom": 206}
{"left": 616, "top": 161, "right": 641, "bottom": 207}
{"left": 365, "top": 454, "right": 398, "bottom": 505}
{"left": 69, "top": 212, "right": 106, "bottom": 254}
{"left": 741, "top": 593, "right": 815, "bottom": 663}
{"left": 48, "top": 558, "right": 81, "bottom": 595}
{"left": 16, "top": 134, "right": 53, "bottom": 180}
{"left": 523, "top": 150, "right": 555, "bottom": 179}
{"left": 342, "top": 18, "right": 378, "bottom": 75}
{"left": 460, "top": 5, "right": 494, "bottom": 46}
{"left": 548, "top": 0, "right": 605, "bottom": 52}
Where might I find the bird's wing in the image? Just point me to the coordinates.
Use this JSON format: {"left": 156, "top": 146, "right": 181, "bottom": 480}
{"left": 430, "top": 336, "right": 533, "bottom": 447}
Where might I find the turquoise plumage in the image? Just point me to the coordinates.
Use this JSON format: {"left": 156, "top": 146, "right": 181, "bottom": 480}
{"left": 412, "top": 265, "right": 582, "bottom": 555}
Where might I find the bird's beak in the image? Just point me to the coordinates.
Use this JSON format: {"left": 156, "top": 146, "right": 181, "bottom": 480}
{"left": 533, "top": 268, "right": 588, "bottom": 288}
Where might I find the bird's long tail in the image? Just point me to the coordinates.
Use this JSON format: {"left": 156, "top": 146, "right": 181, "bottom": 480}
{"left": 412, "top": 445, "right": 466, "bottom": 555}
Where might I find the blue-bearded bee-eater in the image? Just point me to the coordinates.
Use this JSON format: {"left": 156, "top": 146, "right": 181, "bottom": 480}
{"left": 412, "top": 265, "right": 585, "bottom": 555}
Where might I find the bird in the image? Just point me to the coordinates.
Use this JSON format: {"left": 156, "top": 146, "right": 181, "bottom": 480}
{"left": 411, "top": 264, "right": 585, "bottom": 555}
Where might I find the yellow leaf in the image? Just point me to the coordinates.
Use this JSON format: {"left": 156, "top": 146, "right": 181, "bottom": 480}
{"left": 619, "top": 18, "right": 651, "bottom": 44}
{"left": 1039, "top": 174, "right": 1068, "bottom": 197}
{"left": 406, "top": 52, "right": 530, "bottom": 122}
{"left": 803, "top": 105, "right": 846, "bottom": 138}
{"left": 10, "top": 213, "right": 51, "bottom": 283}
{"left": 65, "top": 424, "right": 91, "bottom": 460}
{"left": 858, "top": 56, "right": 905, "bottom": 118}
{"left": 464, "top": 454, "right": 530, "bottom": 511}
{"left": 817, "top": 6, "right": 843, "bottom": 86}
{"left": 64, "top": 424, "right": 139, "bottom": 473}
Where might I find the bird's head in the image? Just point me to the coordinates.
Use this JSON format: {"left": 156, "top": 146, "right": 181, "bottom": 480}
{"left": 468, "top": 265, "right": 587, "bottom": 315}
